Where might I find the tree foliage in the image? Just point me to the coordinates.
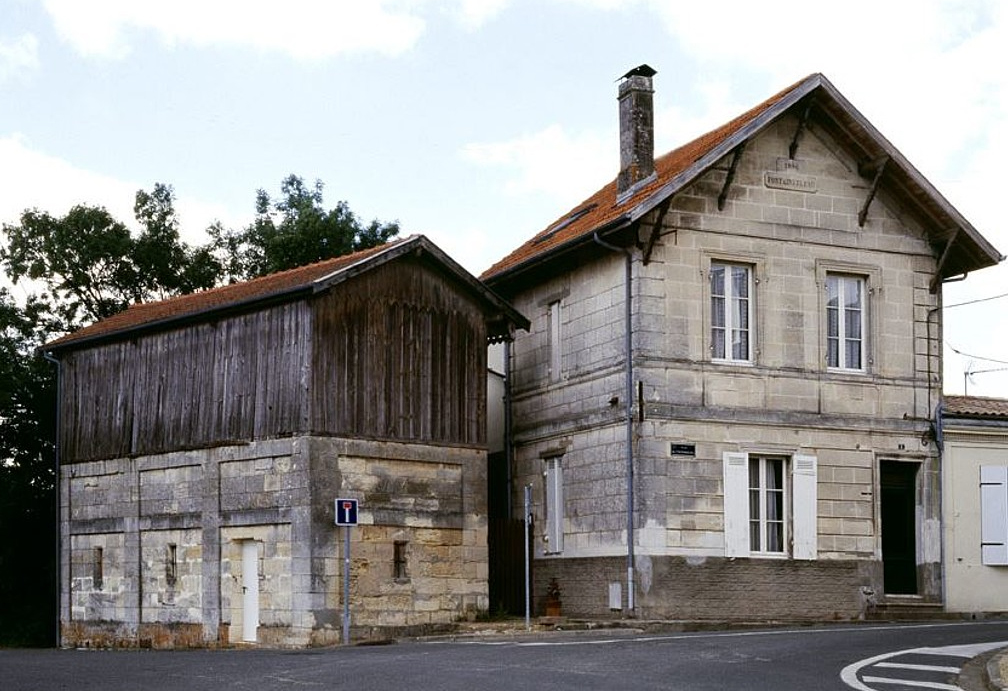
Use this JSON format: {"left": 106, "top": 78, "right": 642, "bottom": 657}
{"left": 1, "top": 184, "right": 220, "bottom": 329}
{"left": 0, "top": 176, "right": 399, "bottom": 646}
{"left": 210, "top": 174, "right": 399, "bottom": 279}
{"left": 0, "top": 290, "right": 57, "bottom": 646}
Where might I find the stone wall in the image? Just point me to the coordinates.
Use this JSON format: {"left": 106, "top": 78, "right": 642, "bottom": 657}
{"left": 61, "top": 436, "right": 488, "bottom": 647}
{"left": 505, "top": 109, "right": 943, "bottom": 616}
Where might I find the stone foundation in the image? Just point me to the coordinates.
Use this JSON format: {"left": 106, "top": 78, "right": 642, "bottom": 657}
{"left": 534, "top": 555, "right": 881, "bottom": 621}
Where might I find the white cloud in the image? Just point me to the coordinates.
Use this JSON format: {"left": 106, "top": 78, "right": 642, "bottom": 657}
{"left": 462, "top": 124, "right": 615, "bottom": 208}
{"left": 0, "top": 33, "right": 39, "bottom": 82}
{"left": 41, "top": 0, "right": 427, "bottom": 60}
{"left": 0, "top": 135, "right": 241, "bottom": 245}
{"left": 451, "top": 0, "right": 513, "bottom": 30}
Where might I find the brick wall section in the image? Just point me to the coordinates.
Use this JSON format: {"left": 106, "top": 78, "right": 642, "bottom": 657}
{"left": 535, "top": 555, "right": 878, "bottom": 620}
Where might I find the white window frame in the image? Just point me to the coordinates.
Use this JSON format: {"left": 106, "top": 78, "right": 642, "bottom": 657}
{"left": 710, "top": 261, "right": 753, "bottom": 363}
{"left": 748, "top": 455, "right": 787, "bottom": 555}
{"left": 543, "top": 456, "right": 564, "bottom": 554}
{"left": 723, "top": 451, "right": 817, "bottom": 560}
{"left": 826, "top": 273, "right": 866, "bottom": 372}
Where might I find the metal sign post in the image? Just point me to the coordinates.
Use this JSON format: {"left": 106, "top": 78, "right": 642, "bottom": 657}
{"left": 335, "top": 498, "right": 359, "bottom": 645}
{"left": 523, "top": 484, "right": 532, "bottom": 631}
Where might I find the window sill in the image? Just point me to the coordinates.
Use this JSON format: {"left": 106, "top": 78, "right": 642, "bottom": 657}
{"left": 826, "top": 367, "right": 870, "bottom": 378}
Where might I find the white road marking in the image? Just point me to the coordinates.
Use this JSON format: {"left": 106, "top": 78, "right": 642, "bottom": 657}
{"left": 860, "top": 676, "right": 959, "bottom": 690}
{"left": 874, "top": 662, "right": 961, "bottom": 674}
{"left": 839, "top": 640, "right": 1008, "bottom": 691}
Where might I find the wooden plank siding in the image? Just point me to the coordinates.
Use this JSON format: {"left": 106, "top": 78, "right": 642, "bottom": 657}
{"left": 311, "top": 258, "right": 488, "bottom": 447}
{"left": 60, "top": 301, "right": 313, "bottom": 463}
{"left": 59, "top": 255, "right": 491, "bottom": 463}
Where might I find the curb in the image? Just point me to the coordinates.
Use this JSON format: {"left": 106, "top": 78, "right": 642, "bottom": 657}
{"left": 987, "top": 649, "right": 1008, "bottom": 691}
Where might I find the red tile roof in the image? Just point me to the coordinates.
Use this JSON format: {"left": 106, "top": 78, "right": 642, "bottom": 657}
{"left": 944, "top": 395, "right": 1008, "bottom": 419}
{"left": 481, "top": 75, "right": 814, "bottom": 281}
{"left": 481, "top": 72, "right": 1002, "bottom": 284}
{"left": 45, "top": 237, "right": 412, "bottom": 351}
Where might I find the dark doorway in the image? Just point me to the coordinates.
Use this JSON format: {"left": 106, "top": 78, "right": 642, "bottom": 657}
{"left": 487, "top": 451, "right": 532, "bottom": 615}
{"left": 488, "top": 517, "right": 532, "bottom": 615}
{"left": 880, "top": 461, "right": 919, "bottom": 595}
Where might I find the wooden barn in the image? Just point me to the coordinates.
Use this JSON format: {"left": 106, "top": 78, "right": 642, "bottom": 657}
{"left": 45, "top": 234, "right": 528, "bottom": 647}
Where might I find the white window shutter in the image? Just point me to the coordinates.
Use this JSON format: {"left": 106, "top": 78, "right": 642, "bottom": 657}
{"left": 723, "top": 452, "right": 749, "bottom": 557}
{"left": 980, "top": 466, "right": 1008, "bottom": 566}
{"left": 545, "top": 458, "right": 564, "bottom": 553}
{"left": 792, "top": 454, "right": 818, "bottom": 560}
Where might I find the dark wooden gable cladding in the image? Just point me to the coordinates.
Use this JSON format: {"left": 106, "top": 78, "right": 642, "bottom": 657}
{"left": 60, "top": 300, "right": 312, "bottom": 463}
{"left": 311, "top": 255, "right": 488, "bottom": 447}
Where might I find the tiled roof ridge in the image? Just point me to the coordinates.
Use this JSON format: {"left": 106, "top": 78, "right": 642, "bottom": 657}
{"left": 45, "top": 234, "right": 415, "bottom": 350}
{"left": 480, "top": 73, "right": 818, "bottom": 281}
{"left": 944, "top": 394, "right": 1008, "bottom": 418}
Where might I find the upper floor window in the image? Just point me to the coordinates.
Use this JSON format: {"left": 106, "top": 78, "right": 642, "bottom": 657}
{"left": 826, "top": 274, "right": 865, "bottom": 371}
{"left": 710, "top": 262, "right": 752, "bottom": 362}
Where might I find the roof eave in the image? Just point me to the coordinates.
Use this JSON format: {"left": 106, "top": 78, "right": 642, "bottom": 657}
{"left": 44, "top": 284, "right": 315, "bottom": 356}
{"left": 484, "top": 213, "right": 634, "bottom": 288}
{"left": 813, "top": 76, "right": 1002, "bottom": 273}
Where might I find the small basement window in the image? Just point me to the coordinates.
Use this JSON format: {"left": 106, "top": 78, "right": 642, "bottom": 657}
{"left": 166, "top": 544, "right": 178, "bottom": 588}
{"left": 93, "top": 547, "right": 103, "bottom": 590}
{"left": 393, "top": 541, "right": 409, "bottom": 581}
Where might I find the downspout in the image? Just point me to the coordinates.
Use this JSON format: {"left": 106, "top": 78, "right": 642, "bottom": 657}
{"left": 934, "top": 399, "right": 946, "bottom": 609}
{"left": 42, "top": 351, "right": 61, "bottom": 647}
{"left": 593, "top": 230, "right": 635, "bottom": 614}
{"left": 504, "top": 338, "right": 514, "bottom": 520}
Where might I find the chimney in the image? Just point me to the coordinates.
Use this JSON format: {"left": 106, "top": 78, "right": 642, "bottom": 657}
{"left": 617, "top": 64, "right": 657, "bottom": 199}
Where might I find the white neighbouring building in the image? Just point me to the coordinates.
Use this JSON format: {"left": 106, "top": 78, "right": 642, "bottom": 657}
{"left": 942, "top": 395, "right": 1008, "bottom": 613}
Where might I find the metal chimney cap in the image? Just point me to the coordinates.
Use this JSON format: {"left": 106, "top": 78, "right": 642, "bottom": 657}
{"left": 619, "top": 64, "right": 657, "bottom": 80}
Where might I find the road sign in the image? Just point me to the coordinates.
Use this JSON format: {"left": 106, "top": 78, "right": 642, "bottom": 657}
{"left": 335, "top": 498, "right": 358, "bottom": 526}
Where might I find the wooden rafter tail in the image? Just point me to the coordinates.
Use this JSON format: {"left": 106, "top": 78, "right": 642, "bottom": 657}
{"left": 642, "top": 196, "right": 672, "bottom": 265}
{"left": 929, "top": 228, "right": 960, "bottom": 294}
{"left": 858, "top": 155, "right": 888, "bottom": 227}
{"left": 717, "top": 142, "right": 747, "bottom": 212}
{"left": 789, "top": 103, "right": 812, "bottom": 160}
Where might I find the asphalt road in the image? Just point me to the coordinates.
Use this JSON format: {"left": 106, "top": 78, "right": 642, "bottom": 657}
{"left": 3, "top": 620, "right": 1008, "bottom": 691}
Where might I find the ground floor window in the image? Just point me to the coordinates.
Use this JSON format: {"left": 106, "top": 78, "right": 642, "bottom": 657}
{"left": 544, "top": 456, "right": 564, "bottom": 553}
{"left": 723, "top": 451, "right": 817, "bottom": 559}
{"left": 749, "top": 456, "right": 785, "bottom": 554}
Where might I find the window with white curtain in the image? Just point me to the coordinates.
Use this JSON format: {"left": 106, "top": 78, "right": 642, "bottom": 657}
{"left": 710, "top": 262, "right": 752, "bottom": 362}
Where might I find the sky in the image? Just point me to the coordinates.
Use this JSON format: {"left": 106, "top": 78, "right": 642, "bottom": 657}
{"left": 1, "top": 0, "right": 1006, "bottom": 397}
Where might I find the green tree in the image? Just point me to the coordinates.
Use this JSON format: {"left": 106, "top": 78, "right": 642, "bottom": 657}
{"left": 0, "top": 184, "right": 217, "bottom": 646}
{"left": 0, "top": 290, "right": 57, "bottom": 646}
{"left": 211, "top": 174, "right": 399, "bottom": 279}
{"left": 1, "top": 183, "right": 220, "bottom": 328}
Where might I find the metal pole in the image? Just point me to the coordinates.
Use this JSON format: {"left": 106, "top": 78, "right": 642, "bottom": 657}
{"left": 343, "top": 526, "right": 351, "bottom": 645}
{"left": 523, "top": 484, "right": 531, "bottom": 631}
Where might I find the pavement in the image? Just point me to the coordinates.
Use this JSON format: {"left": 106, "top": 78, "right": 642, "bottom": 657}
{"left": 429, "top": 616, "right": 1008, "bottom": 690}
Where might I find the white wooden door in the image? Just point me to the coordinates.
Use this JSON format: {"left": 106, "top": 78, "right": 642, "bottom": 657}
{"left": 241, "top": 541, "right": 259, "bottom": 642}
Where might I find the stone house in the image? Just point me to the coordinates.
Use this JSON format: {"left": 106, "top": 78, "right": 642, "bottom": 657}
{"left": 941, "top": 395, "right": 1008, "bottom": 613}
{"left": 482, "top": 67, "right": 1002, "bottom": 620}
{"left": 46, "top": 234, "right": 527, "bottom": 647}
